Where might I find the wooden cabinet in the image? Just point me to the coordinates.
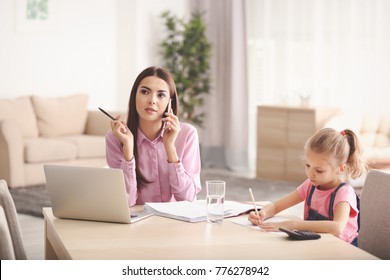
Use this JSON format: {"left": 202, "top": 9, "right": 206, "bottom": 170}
{"left": 256, "top": 105, "right": 338, "bottom": 183}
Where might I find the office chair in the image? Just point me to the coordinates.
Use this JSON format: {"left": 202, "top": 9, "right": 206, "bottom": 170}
{"left": 359, "top": 169, "right": 390, "bottom": 259}
{"left": 0, "top": 179, "right": 27, "bottom": 259}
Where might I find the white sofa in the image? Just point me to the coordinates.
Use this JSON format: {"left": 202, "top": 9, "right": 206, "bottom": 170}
{"left": 324, "top": 110, "right": 390, "bottom": 169}
{"left": 0, "top": 94, "right": 119, "bottom": 188}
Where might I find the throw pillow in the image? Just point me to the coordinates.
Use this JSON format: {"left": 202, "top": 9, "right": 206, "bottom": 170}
{"left": 0, "top": 96, "right": 39, "bottom": 138}
{"left": 32, "top": 94, "right": 89, "bottom": 137}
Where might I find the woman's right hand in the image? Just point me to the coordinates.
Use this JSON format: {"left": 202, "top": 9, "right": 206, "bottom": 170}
{"left": 110, "top": 116, "right": 134, "bottom": 161}
{"left": 110, "top": 116, "right": 131, "bottom": 141}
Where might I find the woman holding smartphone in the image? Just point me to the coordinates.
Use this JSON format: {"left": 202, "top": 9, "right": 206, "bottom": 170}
{"left": 105, "top": 66, "right": 202, "bottom": 206}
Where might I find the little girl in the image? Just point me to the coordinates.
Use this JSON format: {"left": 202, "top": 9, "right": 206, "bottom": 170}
{"left": 249, "top": 128, "right": 367, "bottom": 246}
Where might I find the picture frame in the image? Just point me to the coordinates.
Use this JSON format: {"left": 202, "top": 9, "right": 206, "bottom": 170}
{"left": 14, "top": 0, "right": 57, "bottom": 33}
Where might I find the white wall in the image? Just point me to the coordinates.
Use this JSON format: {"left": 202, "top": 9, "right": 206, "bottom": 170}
{"left": 0, "top": 0, "right": 117, "bottom": 110}
{"left": 117, "top": 0, "right": 190, "bottom": 110}
{"left": 0, "top": 0, "right": 190, "bottom": 111}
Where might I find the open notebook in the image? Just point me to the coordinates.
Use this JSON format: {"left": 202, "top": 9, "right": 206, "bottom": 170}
{"left": 144, "top": 200, "right": 261, "bottom": 223}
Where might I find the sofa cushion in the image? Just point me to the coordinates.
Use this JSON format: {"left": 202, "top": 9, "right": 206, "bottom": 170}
{"left": 24, "top": 138, "right": 78, "bottom": 163}
{"left": 0, "top": 96, "right": 39, "bottom": 138}
{"left": 360, "top": 112, "right": 380, "bottom": 135}
{"left": 365, "top": 147, "right": 390, "bottom": 169}
{"left": 31, "top": 94, "right": 88, "bottom": 137}
{"left": 360, "top": 112, "right": 390, "bottom": 148}
{"left": 63, "top": 135, "right": 106, "bottom": 158}
{"left": 85, "top": 110, "right": 126, "bottom": 136}
{"left": 378, "top": 115, "right": 390, "bottom": 135}
{"left": 374, "top": 134, "right": 389, "bottom": 148}
{"left": 360, "top": 133, "right": 376, "bottom": 149}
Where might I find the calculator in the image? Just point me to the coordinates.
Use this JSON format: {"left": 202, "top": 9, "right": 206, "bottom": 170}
{"left": 279, "top": 228, "right": 321, "bottom": 240}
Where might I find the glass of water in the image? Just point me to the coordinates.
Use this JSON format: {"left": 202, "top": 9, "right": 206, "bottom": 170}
{"left": 206, "top": 180, "right": 226, "bottom": 223}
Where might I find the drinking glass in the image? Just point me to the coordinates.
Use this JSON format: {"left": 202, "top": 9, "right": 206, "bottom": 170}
{"left": 206, "top": 180, "right": 226, "bottom": 223}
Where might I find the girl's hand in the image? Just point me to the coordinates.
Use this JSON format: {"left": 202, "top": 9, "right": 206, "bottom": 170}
{"left": 248, "top": 207, "right": 294, "bottom": 232}
{"left": 259, "top": 220, "right": 295, "bottom": 232}
{"left": 248, "top": 202, "right": 276, "bottom": 226}
{"left": 162, "top": 111, "right": 180, "bottom": 162}
{"left": 248, "top": 210, "right": 266, "bottom": 226}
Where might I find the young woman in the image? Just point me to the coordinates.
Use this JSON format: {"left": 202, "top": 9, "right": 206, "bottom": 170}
{"left": 105, "top": 66, "right": 202, "bottom": 206}
{"left": 249, "top": 128, "right": 367, "bottom": 246}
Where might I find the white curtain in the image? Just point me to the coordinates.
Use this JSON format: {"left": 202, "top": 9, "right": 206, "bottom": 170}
{"left": 246, "top": 0, "right": 390, "bottom": 109}
{"left": 191, "top": 0, "right": 249, "bottom": 172}
{"left": 246, "top": 0, "right": 390, "bottom": 171}
{"left": 191, "top": 0, "right": 389, "bottom": 173}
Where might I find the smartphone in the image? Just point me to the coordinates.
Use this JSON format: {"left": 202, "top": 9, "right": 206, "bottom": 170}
{"left": 163, "top": 99, "right": 172, "bottom": 130}
{"left": 166, "top": 99, "right": 172, "bottom": 115}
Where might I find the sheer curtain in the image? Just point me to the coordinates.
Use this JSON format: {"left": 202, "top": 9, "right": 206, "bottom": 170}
{"left": 246, "top": 0, "right": 390, "bottom": 171}
{"left": 191, "top": 0, "right": 389, "bottom": 173}
{"left": 191, "top": 0, "right": 249, "bottom": 172}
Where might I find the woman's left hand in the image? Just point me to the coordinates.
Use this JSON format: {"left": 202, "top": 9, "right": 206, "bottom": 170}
{"left": 162, "top": 112, "right": 180, "bottom": 162}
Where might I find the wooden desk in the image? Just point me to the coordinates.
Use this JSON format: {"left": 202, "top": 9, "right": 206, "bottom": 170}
{"left": 43, "top": 207, "right": 377, "bottom": 260}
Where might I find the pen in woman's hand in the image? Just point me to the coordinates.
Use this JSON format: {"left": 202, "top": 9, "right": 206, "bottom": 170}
{"left": 99, "top": 107, "right": 127, "bottom": 134}
{"left": 98, "top": 107, "right": 116, "bottom": 121}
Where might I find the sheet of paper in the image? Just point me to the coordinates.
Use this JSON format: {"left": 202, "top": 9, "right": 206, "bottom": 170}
{"left": 195, "top": 200, "right": 261, "bottom": 217}
{"left": 144, "top": 200, "right": 263, "bottom": 223}
{"left": 145, "top": 201, "right": 207, "bottom": 222}
{"left": 229, "top": 215, "right": 288, "bottom": 235}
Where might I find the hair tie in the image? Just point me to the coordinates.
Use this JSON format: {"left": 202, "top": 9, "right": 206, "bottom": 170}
{"left": 340, "top": 130, "right": 346, "bottom": 136}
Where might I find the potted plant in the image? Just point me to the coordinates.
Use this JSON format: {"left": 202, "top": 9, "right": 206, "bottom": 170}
{"left": 160, "top": 10, "right": 211, "bottom": 127}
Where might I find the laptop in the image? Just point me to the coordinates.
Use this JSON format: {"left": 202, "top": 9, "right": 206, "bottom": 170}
{"left": 44, "top": 165, "right": 153, "bottom": 223}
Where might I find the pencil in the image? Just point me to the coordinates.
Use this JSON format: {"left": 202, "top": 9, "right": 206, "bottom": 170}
{"left": 249, "top": 188, "right": 259, "bottom": 216}
{"left": 98, "top": 107, "right": 116, "bottom": 121}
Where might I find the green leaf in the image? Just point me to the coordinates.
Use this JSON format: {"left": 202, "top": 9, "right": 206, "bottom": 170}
{"left": 159, "top": 10, "right": 211, "bottom": 127}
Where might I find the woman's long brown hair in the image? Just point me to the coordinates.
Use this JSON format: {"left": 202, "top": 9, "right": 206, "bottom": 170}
{"left": 127, "top": 66, "right": 179, "bottom": 186}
